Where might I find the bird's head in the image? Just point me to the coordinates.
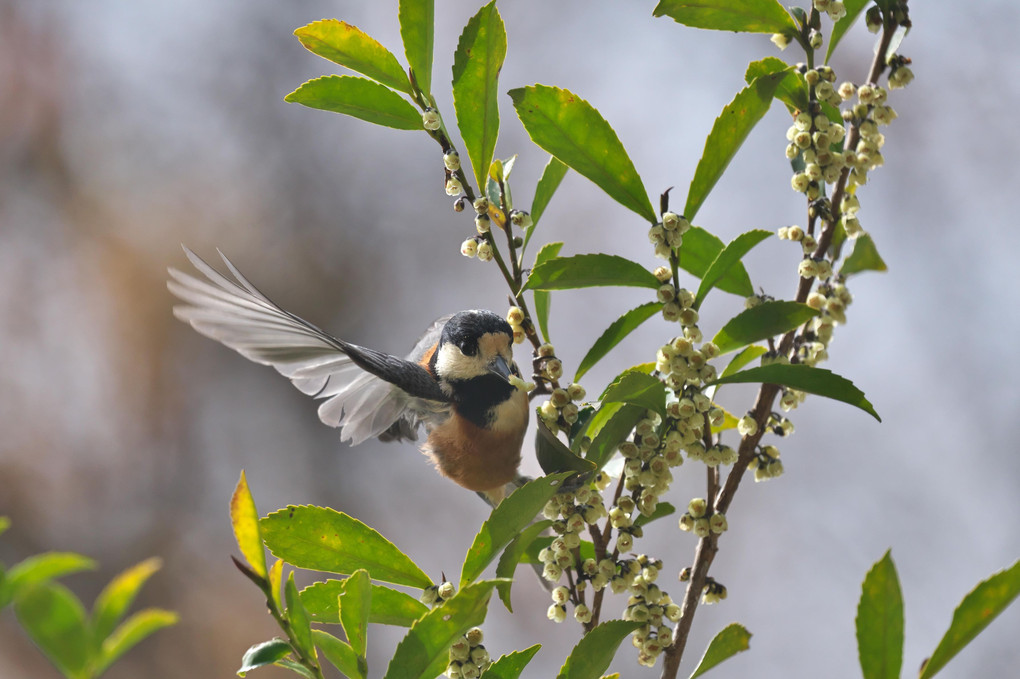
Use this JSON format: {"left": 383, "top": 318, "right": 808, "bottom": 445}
{"left": 434, "top": 310, "right": 519, "bottom": 389}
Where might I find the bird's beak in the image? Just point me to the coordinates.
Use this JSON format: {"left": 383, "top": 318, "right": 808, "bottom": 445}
{"left": 488, "top": 356, "right": 513, "bottom": 382}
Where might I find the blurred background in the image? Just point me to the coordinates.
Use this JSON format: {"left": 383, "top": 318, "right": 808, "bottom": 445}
{"left": 1, "top": 1, "right": 1017, "bottom": 677}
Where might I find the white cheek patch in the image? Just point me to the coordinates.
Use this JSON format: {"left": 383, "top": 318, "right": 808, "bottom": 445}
{"left": 435, "top": 342, "right": 487, "bottom": 380}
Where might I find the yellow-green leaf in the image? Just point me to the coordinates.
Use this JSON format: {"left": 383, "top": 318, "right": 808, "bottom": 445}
{"left": 92, "top": 557, "right": 164, "bottom": 644}
{"left": 689, "top": 623, "right": 753, "bottom": 678}
{"left": 399, "top": 0, "right": 434, "bottom": 95}
{"left": 230, "top": 470, "right": 266, "bottom": 579}
{"left": 286, "top": 75, "right": 422, "bottom": 130}
{"left": 294, "top": 20, "right": 411, "bottom": 94}
{"left": 653, "top": 0, "right": 797, "bottom": 34}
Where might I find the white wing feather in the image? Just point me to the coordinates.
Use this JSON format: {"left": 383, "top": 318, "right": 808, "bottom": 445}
{"left": 168, "top": 246, "right": 414, "bottom": 445}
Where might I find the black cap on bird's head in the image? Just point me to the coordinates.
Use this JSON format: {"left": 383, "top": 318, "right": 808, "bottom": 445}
{"left": 434, "top": 310, "right": 518, "bottom": 384}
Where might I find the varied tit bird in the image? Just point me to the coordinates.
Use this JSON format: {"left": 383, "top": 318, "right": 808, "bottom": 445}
{"left": 167, "top": 247, "right": 530, "bottom": 505}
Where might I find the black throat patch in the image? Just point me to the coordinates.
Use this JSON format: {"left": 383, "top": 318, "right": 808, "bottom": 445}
{"left": 450, "top": 374, "right": 516, "bottom": 428}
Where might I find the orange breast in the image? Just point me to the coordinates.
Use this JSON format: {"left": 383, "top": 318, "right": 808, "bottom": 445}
{"left": 423, "top": 392, "right": 528, "bottom": 493}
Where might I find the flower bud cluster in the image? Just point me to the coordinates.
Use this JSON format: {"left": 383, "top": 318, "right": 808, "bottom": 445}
{"left": 748, "top": 444, "right": 784, "bottom": 482}
{"left": 460, "top": 235, "right": 494, "bottom": 262}
{"left": 445, "top": 627, "right": 490, "bottom": 679}
{"left": 677, "top": 497, "right": 728, "bottom": 538}
{"left": 538, "top": 486, "right": 608, "bottom": 589}
{"left": 812, "top": 0, "right": 847, "bottom": 22}
{"left": 649, "top": 212, "right": 691, "bottom": 260}
{"left": 617, "top": 411, "right": 684, "bottom": 521}
{"left": 421, "top": 580, "right": 456, "bottom": 607}
{"left": 778, "top": 387, "right": 807, "bottom": 412}
{"left": 620, "top": 555, "right": 677, "bottom": 667}
{"left": 508, "top": 209, "right": 532, "bottom": 230}
{"left": 506, "top": 306, "right": 527, "bottom": 345}
{"left": 537, "top": 367, "right": 584, "bottom": 434}
{"left": 656, "top": 337, "right": 719, "bottom": 394}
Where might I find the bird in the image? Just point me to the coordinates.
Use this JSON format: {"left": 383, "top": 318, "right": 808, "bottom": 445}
{"left": 167, "top": 246, "right": 530, "bottom": 505}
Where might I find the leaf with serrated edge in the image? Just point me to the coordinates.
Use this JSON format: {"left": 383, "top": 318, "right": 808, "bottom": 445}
{"left": 601, "top": 370, "right": 667, "bottom": 415}
{"left": 694, "top": 229, "right": 771, "bottom": 309}
{"left": 841, "top": 234, "right": 887, "bottom": 275}
{"left": 312, "top": 629, "right": 363, "bottom": 679}
{"left": 483, "top": 645, "right": 542, "bottom": 679}
{"left": 711, "top": 301, "right": 820, "bottom": 355}
{"left": 557, "top": 619, "right": 642, "bottom": 679}
{"left": 452, "top": 2, "right": 506, "bottom": 191}
{"left": 856, "top": 551, "right": 903, "bottom": 679}
{"left": 653, "top": 0, "right": 798, "bottom": 33}
{"left": 919, "top": 559, "right": 1020, "bottom": 679}
{"left": 294, "top": 20, "right": 410, "bottom": 94}
{"left": 230, "top": 471, "right": 266, "bottom": 579}
{"left": 708, "top": 363, "right": 881, "bottom": 421}
{"left": 95, "top": 608, "right": 178, "bottom": 676}
{"left": 286, "top": 572, "right": 314, "bottom": 658}
{"left": 285, "top": 76, "right": 422, "bottom": 130}
{"left": 495, "top": 520, "right": 553, "bottom": 611}
{"left": 238, "top": 638, "right": 292, "bottom": 677}
{"left": 531, "top": 241, "right": 563, "bottom": 343}
{"left": 689, "top": 623, "right": 753, "bottom": 678}
{"left": 398, "top": 0, "right": 433, "bottom": 95}
{"left": 585, "top": 404, "right": 644, "bottom": 471}
{"left": 301, "top": 580, "right": 428, "bottom": 626}
{"left": 14, "top": 582, "right": 91, "bottom": 679}
{"left": 526, "top": 156, "right": 569, "bottom": 252}
{"left": 92, "top": 557, "right": 163, "bottom": 644}
{"left": 679, "top": 227, "right": 754, "bottom": 296}
{"left": 460, "top": 473, "right": 572, "bottom": 587}
{"left": 340, "top": 569, "right": 371, "bottom": 658}
{"left": 523, "top": 253, "right": 659, "bottom": 291}
{"left": 509, "top": 85, "right": 656, "bottom": 223}
{"left": 719, "top": 345, "right": 768, "bottom": 380}
{"left": 826, "top": 0, "right": 871, "bottom": 64}
{"left": 745, "top": 57, "right": 808, "bottom": 112}
{"left": 383, "top": 580, "right": 500, "bottom": 679}
{"left": 576, "top": 302, "right": 663, "bottom": 382}
{"left": 261, "top": 505, "right": 432, "bottom": 588}
{"left": 685, "top": 69, "right": 789, "bottom": 219}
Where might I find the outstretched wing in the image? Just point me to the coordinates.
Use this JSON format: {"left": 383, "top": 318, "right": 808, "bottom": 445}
{"left": 167, "top": 246, "right": 450, "bottom": 445}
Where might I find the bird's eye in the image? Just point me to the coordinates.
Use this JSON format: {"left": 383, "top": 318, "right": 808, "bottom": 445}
{"left": 458, "top": 340, "right": 476, "bottom": 356}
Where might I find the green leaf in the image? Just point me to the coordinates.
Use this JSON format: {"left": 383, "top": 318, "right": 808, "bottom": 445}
{"left": 531, "top": 241, "right": 563, "bottom": 343}
{"left": 708, "top": 363, "right": 881, "bottom": 421}
{"left": 711, "top": 301, "right": 820, "bottom": 354}
{"left": 312, "top": 630, "right": 363, "bottom": 678}
{"left": 633, "top": 502, "right": 676, "bottom": 528}
{"left": 460, "top": 473, "right": 573, "bottom": 587}
{"left": 694, "top": 229, "right": 772, "bottom": 309}
{"left": 230, "top": 470, "right": 267, "bottom": 580}
{"left": 684, "top": 68, "right": 789, "bottom": 220}
{"left": 269, "top": 558, "right": 284, "bottom": 613}
{"left": 601, "top": 370, "right": 667, "bottom": 415}
{"left": 14, "top": 582, "right": 92, "bottom": 679}
{"left": 689, "top": 623, "right": 753, "bottom": 678}
{"left": 719, "top": 345, "right": 768, "bottom": 380}
{"left": 383, "top": 580, "right": 500, "bottom": 679}
{"left": 95, "top": 608, "right": 178, "bottom": 675}
{"left": 301, "top": 579, "right": 428, "bottom": 627}
{"left": 521, "top": 537, "right": 596, "bottom": 565}
{"left": 524, "top": 253, "right": 659, "bottom": 291}
{"left": 527, "top": 157, "right": 569, "bottom": 250}
{"left": 509, "top": 85, "right": 656, "bottom": 223}
{"left": 0, "top": 515, "right": 10, "bottom": 536}
{"left": 678, "top": 227, "right": 754, "bottom": 296}
{"left": 0, "top": 552, "right": 96, "bottom": 608}
{"left": 584, "top": 404, "right": 644, "bottom": 471}
{"left": 313, "top": 629, "right": 365, "bottom": 679}
{"left": 856, "top": 551, "right": 904, "bottom": 679}
{"left": 495, "top": 520, "right": 553, "bottom": 612}
{"left": 92, "top": 557, "right": 163, "bottom": 644}
{"left": 536, "top": 418, "right": 597, "bottom": 476}
{"left": 482, "top": 644, "right": 542, "bottom": 678}
{"left": 285, "top": 76, "right": 422, "bottom": 130}
{"left": 745, "top": 57, "right": 808, "bottom": 112}
{"left": 452, "top": 1, "right": 506, "bottom": 191}
{"left": 285, "top": 572, "right": 314, "bottom": 659}
{"left": 261, "top": 505, "right": 432, "bottom": 588}
{"left": 556, "top": 619, "right": 642, "bottom": 679}
{"left": 653, "top": 0, "right": 798, "bottom": 33}
{"left": 294, "top": 20, "right": 411, "bottom": 95}
{"left": 826, "top": 0, "right": 872, "bottom": 64}
{"left": 841, "top": 234, "right": 888, "bottom": 276}
{"left": 238, "top": 638, "right": 292, "bottom": 677}
{"left": 919, "top": 560, "right": 1020, "bottom": 679}
{"left": 276, "top": 659, "right": 316, "bottom": 679}
{"left": 575, "top": 302, "right": 663, "bottom": 382}
{"left": 340, "top": 569, "right": 372, "bottom": 657}
{"left": 398, "top": 0, "right": 434, "bottom": 95}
